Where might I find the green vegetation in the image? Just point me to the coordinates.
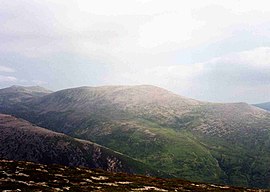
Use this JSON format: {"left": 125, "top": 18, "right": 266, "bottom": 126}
{"left": 85, "top": 121, "right": 225, "bottom": 183}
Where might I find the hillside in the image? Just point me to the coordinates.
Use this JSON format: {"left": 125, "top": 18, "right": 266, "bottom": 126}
{"left": 254, "top": 102, "right": 270, "bottom": 111}
{"left": 1, "top": 160, "right": 268, "bottom": 192}
{"left": 0, "top": 85, "right": 52, "bottom": 112}
{"left": 0, "top": 113, "right": 161, "bottom": 176}
{"left": 1, "top": 85, "right": 270, "bottom": 188}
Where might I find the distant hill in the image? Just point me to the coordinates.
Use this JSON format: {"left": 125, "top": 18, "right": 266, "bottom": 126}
{"left": 0, "top": 85, "right": 52, "bottom": 111}
{"left": 0, "top": 85, "right": 52, "bottom": 96}
{"left": 1, "top": 85, "right": 270, "bottom": 188}
{"left": 254, "top": 102, "right": 270, "bottom": 111}
{"left": 1, "top": 160, "right": 268, "bottom": 192}
{"left": 0, "top": 113, "right": 162, "bottom": 176}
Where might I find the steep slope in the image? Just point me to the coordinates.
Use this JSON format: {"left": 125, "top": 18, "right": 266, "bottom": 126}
{"left": 254, "top": 102, "right": 270, "bottom": 111}
{"left": 1, "top": 85, "right": 270, "bottom": 188}
{"left": 1, "top": 160, "right": 268, "bottom": 192}
{"left": 0, "top": 114, "right": 162, "bottom": 176}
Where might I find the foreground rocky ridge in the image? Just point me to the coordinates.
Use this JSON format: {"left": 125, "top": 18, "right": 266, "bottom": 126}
{"left": 1, "top": 160, "right": 268, "bottom": 192}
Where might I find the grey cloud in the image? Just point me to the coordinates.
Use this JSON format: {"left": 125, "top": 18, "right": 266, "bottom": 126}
{"left": 1, "top": 0, "right": 270, "bottom": 104}
{"left": 0, "top": 75, "right": 17, "bottom": 82}
{"left": 0, "top": 66, "right": 14, "bottom": 73}
{"left": 187, "top": 48, "right": 270, "bottom": 103}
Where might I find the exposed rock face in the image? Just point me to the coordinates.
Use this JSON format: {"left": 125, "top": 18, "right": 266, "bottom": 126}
{"left": 106, "top": 156, "right": 123, "bottom": 172}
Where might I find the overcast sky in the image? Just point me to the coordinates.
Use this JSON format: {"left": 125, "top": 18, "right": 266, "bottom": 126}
{"left": 1, "top": 0, "right": 270, "bottom": 103}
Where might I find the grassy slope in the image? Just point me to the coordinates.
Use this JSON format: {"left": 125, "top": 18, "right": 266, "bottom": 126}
{"left": 72, "top": 113, "right": 270, "bottom": 188}
{"left": 74, "top": 118, "right": 225, "bottom": 183}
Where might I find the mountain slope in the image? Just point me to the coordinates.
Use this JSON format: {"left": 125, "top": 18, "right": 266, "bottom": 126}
{"left": 0, "top": 113, "right": 162, "bottom": 176}
{"left": 1, "top": 85, "right": 270, "bottom": 188}
{"left": 254, "top": 102, "right": 270, "bottom": 111}
{"left": 28, "top": 85, "right": 201, "bottom": 128}
{"left": 0, "top": 85, "right": 52, "bottom": 113}
{"left": 1, "top": 160, "right": 268, "bottom": 192}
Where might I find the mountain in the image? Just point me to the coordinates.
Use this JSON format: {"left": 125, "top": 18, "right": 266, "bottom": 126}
{"left": 1, "top": 85, "right": 270, "bottom": 188}
{"left": 0, "top": 85, "right": 52, "bottom": 112}
{"left": 1, "top": 160, "right": 268, "bottom": 192}
{"left": 254, "top": 102, "right": 270, "bottom": 111}
{"left": 0, "top": 113, "right": 162, "bottom": 176}
{"left": 0, "top": 85, "right": 52, "bottom": 97}
{"left": 10, "top": 85, "right": 202, "bottom": 133}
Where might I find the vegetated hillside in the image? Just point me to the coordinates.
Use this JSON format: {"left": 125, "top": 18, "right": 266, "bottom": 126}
{"left": 0, "top": 113, "right": 162, "bottom": 177}
{"left": 7, "top": 85, "right": 202, "bottom": 133}
{"left": 254, "top": 102, "right": 270, "bottom": 111}
{"left": 0, "top": 85, "right": 52, "bottom": 110}
{"left": 1, "top": 160, "right": 268, "bottom": 192}
{"left": 1, "top": 85, "right": 270, "bottom": 188}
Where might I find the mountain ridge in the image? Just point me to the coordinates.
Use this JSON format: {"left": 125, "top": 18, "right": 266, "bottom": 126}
{"left": 1, "top": 85, "right": 52, "bottom": 94}
{"left": 1, "top": 85, "right": 270, "bottom": 188}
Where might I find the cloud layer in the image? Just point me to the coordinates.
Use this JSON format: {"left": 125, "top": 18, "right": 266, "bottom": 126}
{"left": 1, "top": 0, "right": 270, "bottom": 103}
{"left": 119, "top": 47, "right": 270, "bottom": 103}
{"left": 0, "top": 66, "right": 14, "bottom": 73}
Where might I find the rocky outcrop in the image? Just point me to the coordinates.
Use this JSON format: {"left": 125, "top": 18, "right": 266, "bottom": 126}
{"left": 1, "top": 160, "right": 268, "bottom": 192}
